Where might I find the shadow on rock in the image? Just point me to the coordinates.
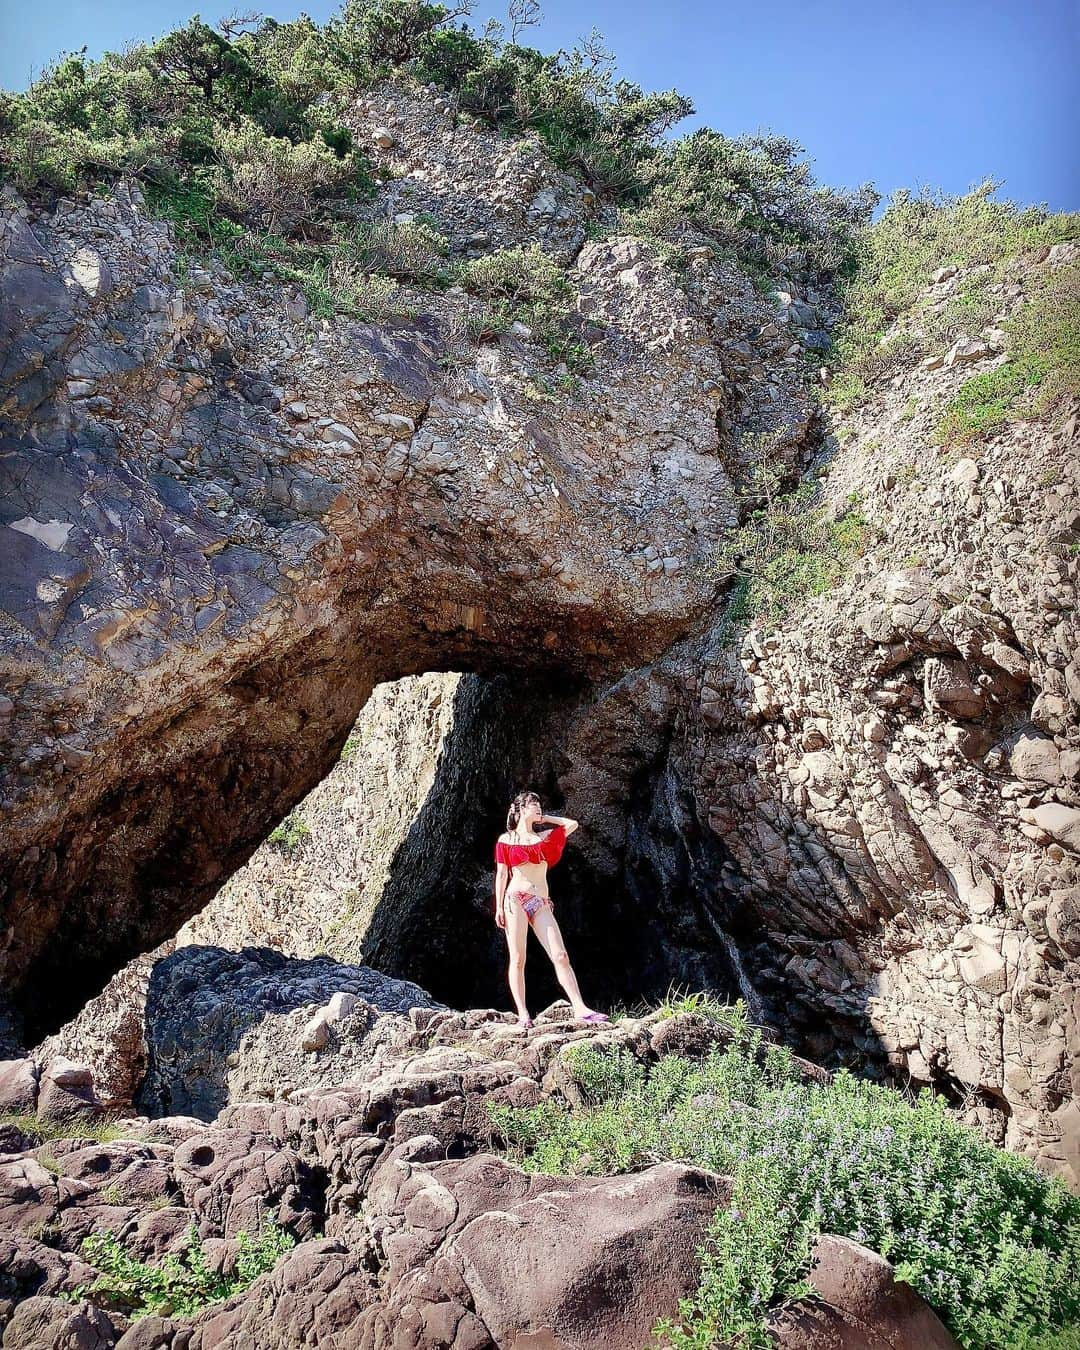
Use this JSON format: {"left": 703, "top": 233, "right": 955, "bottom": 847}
{"left": 136, "top": 945, "right": 445, "bottom": 1121}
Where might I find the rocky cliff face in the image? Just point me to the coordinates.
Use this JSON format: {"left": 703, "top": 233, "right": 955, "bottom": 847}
{"left": 1, "top": 77, "right": 1077, "bottom": 1191}
{"left": 0, "top": 130, "right": 811, "bottom": 1039}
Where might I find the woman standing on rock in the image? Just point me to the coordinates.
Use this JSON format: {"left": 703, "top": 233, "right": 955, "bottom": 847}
{"left": 495, "top": 791, "right": 609, "bottom": 1030}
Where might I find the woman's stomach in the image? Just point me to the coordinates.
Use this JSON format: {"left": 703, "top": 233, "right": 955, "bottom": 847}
{"left": 508, "top": 863, "right": 549, "bottom": 897}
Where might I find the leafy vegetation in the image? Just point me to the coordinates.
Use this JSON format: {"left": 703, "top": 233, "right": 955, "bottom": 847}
{"left": 705, "top": 440, "right": 874, "bottom": 638}
{"left": 65, "top": 1218, "right": 295, "bottom": 1319}
{"left": 459, "top": 242, "right": 593, "bottom": 370}
{"left": 933, "top": 257, "right": 1080, "bottom": 445}
{"left": 624, "top": 129, "right": 877, "bottom": 281}
{"left": 267, "top": 811, "right": 311, "bottom": 853}
{"left": 485, "top": 1003, "right": 1080, "bottom": 1350}
{"left": 1, "top": 0, "right": 879, "bottom": 316}
{"left": 820, "top": 178, "right": 1078, "bottom": 411}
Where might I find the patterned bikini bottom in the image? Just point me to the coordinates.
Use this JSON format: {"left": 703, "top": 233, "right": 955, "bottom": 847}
{"left": 509, "top": 888, "right": 553, "bottom": 923}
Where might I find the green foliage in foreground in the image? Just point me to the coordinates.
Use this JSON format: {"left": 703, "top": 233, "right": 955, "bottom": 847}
{"left": 485, "top": 1010, "right": 1080, "bottom": 1350}
{"left": 0, "top": 1110, "right": 126, "bottom": 1144}
{"left": 66, "top": 1219, "right": 295, "bottom": 1320}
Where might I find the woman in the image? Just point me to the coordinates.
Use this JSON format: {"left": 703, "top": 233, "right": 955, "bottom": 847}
{"left": 494, "top": 790, "right": 609, "bottom": 1030}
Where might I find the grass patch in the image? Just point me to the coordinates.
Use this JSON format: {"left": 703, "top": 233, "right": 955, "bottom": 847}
{"left": 64, "top": 1218, "right": 295, "bottom": 1320}
{"left": 460, "top": 243, "right": 596, "bottom": 373}
{"left": 485, "top": 1014, "right": 1080, "bottom": 1350}
{"left": 708, "top": 454, "right": 876, "bottom": 639}
{"left": 1, "top": 1110, "right": 128, "bottom": 1145}
{"left": 267, "top": 812, "right": 311, "bottom": 853}
{"left": 819, "top": 180, "right": 1078, "bottom": 411}
{"left": 933, "top": 259, "right": 1080, "bottom": 445}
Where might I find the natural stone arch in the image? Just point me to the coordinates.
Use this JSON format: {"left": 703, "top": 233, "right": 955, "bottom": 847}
{"left": 0, "top": 187, "right": 806, "bottom": 1039}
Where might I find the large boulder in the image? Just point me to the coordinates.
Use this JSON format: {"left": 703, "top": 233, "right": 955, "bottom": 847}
{"left": 1, "top": 1295, "right": 119, "bottom": 1348}
{"left": 339, "top": 1134, "right": 730, "bottom": 1350}
{"left": 767, "top": 1233, "right": 961, "bottom": 1348}
{"left": 137, "top": 946, "right": 445, "bottom": 1120}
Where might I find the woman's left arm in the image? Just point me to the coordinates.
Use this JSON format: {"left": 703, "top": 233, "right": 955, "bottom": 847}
{"left": 541, "top": 813, "right": 579, "bottom": 836}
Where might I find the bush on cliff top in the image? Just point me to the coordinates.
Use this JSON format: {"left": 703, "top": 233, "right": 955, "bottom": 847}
{"left": 486, "top": 1001, "right": 1080, "bottom": 1350}
{"left": 1, "top": 1, "right": 873, "bottom": 287}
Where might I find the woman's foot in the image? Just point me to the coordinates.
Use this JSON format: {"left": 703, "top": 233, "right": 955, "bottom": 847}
{"left": 575, "top": 1010, "right": 609, "bottom": 1025}
{"left": 516, "top": 1014, "right": 534, "bottom": 1030}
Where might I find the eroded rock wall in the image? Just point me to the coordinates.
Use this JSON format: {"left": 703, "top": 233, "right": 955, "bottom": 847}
{"left": 3, "top": 77, "right": 1075, "bottom": 1189}
{"left": 674, "top": 248, "right": 1079, "bottom": 1182}
{"left": 1, "top": 76, "right": 815, "bottom": 1034}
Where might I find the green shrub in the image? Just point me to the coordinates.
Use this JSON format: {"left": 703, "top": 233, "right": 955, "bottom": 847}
{"left": 0, "top": 15, "right": 371, "bottom": 243}
{"left": 65, "top": 1218, "right": 295, "bottom": 1319}
{"left": 486, "top": 1016, "right": 1080, "bottom": 1350}
{"left": 934, "top": 258, "right": 1080, "bottom": 444}
{"left": 459, "top": 244, "right": 594, "bottom": 371}
{"left": 706, "top": 450, "right": 874, "bottom": 637}
{"left": 634, "top": 127, "right": 877, "bottom": 281}
{"left": 267, "top": 813, "right": 311, "bottom": 853}
{"left": 212, "top": 118, "right": 371, "bottom": 230}
{"left": 350, "top": 217, "right": 451, "bottom": 281}
{"left": 460, "top": 243, "right": 568, "bottom": 303}
{"left": 821, "top": 179, "right": 1078, "bottom": 409}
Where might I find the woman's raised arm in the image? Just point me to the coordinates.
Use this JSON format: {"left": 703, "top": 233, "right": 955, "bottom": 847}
{"left": 541, "top": 813, "right": 578, "bottom": 837}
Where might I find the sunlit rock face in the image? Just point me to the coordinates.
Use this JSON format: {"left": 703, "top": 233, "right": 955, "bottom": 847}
{"left": 2, "top": 82, "right": 1077, "bottom": 1188}
{"left": 1, "top": 168, "right": 802, "bottom": 1037}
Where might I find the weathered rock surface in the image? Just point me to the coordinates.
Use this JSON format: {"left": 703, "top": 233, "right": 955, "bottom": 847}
{"left": 1, "top": 74, "right": 1077, "bottom": 1193}
{"left": 0, "top": 142, "right": 806, "bottom": 1039}
{"left": 0, "top": 1002, "right": 955, "bottom": 1348}
{"left": 137, "top": 947, "right": 444, "bottom": 1120}
{"left": 765, "top": 1233, "right": 961, "bottom": 1348}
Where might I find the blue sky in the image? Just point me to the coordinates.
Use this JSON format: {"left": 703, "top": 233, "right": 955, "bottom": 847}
{"left": 3, "top": 0, "right": 1077, "bottom": 218}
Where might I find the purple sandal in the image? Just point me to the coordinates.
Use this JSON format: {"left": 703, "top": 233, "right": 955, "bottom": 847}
{"left": 576, "top": 1012, "right": 610, "bottom": 1025}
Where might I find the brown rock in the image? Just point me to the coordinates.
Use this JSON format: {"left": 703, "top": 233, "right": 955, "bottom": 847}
{"left": 923, "top": 658, "right": 985, "bottom": 720}
{"left": 767, "top": 1234, "right": 960, "bottom": 1348}
{"left": 2, "top": 1294, "right": 118, "bottom": 1348}
{"left": 38, "top": 1057, "right": 98, "bottom": 1120}
{"left": 0, "top": 1059, "right": 39, "bottom": 1114}
{"left": 0, "top": 1154, "right": 60, "bottom": 1230}
{"left": 172, "top": 1128, "right": 323, "bottom": 1239}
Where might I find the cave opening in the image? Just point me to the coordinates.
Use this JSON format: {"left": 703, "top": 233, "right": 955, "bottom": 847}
{"left": 355, "top": 670, "right": 744, "bottom": 1018}
{"left": 18, "top": 656, "right": 755, "bottom": 1051}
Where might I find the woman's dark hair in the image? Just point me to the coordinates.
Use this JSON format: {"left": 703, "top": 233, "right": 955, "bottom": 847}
{"left": 506, "top": 790, "right": 542, "bottom": 834}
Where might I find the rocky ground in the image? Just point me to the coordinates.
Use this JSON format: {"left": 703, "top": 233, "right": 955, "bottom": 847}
{"left": 0, "top": 983, "right": 961, "bottom": 1349}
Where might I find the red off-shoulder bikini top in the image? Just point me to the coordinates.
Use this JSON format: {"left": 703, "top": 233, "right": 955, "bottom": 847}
{"left": 495, "top": 824, "right": 567, "bottom": 869}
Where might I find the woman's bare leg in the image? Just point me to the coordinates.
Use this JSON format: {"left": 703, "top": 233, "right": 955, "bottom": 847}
{"left": 530, "top": 906, "right": 596, "bottom": 1019}
{"left": 504, "top": 893, "right": 530, "bottom": 1019}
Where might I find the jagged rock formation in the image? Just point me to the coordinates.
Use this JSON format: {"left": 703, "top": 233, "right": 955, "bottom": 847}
{"left": 0, "top": 1001, "right": 960, "bottom": 1348}
{"left": 0, "top": 114, "right": 812, "bottom": 1037}
{"left": 136, "top": 947, "right": 444, "bottom": 1120}
{"left": 1, "top": 73, "right": 1077, "bottom": 1192}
